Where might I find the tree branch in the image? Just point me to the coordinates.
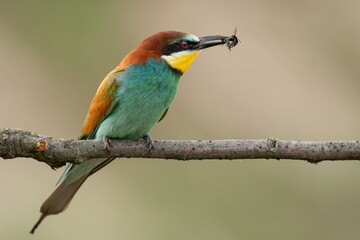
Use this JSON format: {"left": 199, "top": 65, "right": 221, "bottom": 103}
{"left": 0, "top": 128, "right": 359, "bottom": 168}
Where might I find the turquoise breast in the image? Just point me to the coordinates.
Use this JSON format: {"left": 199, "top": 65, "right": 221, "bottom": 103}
{"left": 95, "top": 58, "right": 181, "bottom": 140}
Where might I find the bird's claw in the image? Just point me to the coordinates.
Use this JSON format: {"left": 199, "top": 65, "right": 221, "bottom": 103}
{"left": 103, "top": 137, "right": 113, "bottom": 151}
{"left": 142, "top": 135, "right": 155, "bottom": 152}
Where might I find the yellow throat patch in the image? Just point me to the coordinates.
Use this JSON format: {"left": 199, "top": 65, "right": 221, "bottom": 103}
{"left": 162, "top": 50, "right": 199, "bottom": 73}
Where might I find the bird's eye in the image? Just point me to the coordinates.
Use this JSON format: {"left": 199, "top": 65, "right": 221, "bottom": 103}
{"left": 180, "top": 40, "right": 188, "bottom": 49}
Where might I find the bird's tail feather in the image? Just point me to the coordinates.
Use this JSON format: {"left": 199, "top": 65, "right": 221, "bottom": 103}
{"left": 30, "top": 174, "right": 87, "bottom": 234}
{"left": 30, "top": 157, "right": 115, "bottom": 234}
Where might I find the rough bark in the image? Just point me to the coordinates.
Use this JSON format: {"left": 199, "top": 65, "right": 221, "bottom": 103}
{"left": 0, "top": 128, "right": 359, "bottom": 169}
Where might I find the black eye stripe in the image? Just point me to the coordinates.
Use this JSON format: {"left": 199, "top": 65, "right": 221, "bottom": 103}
{"left": 162, "top": 40, "right": 198, "bottom": 55}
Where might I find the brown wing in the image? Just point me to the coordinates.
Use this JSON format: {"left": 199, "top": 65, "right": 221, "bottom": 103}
{"left": 80, "top": 70, "right": 120, "bottom": 139}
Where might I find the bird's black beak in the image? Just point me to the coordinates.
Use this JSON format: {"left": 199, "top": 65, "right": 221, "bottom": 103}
{"left": 196, "top": 34, "right": 238, "bottom": 50}
{"left": 197, "top": 35, "right": 227, "bottom": 49}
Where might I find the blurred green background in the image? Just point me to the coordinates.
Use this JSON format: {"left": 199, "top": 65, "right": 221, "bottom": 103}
{"left": 1, "top": 1, "right": 360, "bottom": 239}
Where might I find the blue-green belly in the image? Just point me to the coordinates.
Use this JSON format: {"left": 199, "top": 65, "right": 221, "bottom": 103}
{"left": 95, "top": 58, "right": 181, "bottom": 140}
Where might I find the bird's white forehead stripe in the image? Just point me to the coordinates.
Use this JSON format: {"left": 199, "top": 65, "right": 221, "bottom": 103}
{"left": 184, "top": 34, "right": 200, "bottom": 42}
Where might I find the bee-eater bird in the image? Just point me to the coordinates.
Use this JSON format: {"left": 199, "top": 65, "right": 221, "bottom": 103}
{"left": 30, "top": 31, "right": 238, "bottom": 234}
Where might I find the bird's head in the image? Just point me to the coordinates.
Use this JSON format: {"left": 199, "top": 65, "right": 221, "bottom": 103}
{"left": 117, "top": 31, "right": 232, "bottom": 74}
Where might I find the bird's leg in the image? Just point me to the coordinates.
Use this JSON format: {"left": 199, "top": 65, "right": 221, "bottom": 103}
{"left": 142, "top": 135, "right": 155, "bottom": 152}
{"left": 103, "top": 136, "right": 113, "bottom": 152}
